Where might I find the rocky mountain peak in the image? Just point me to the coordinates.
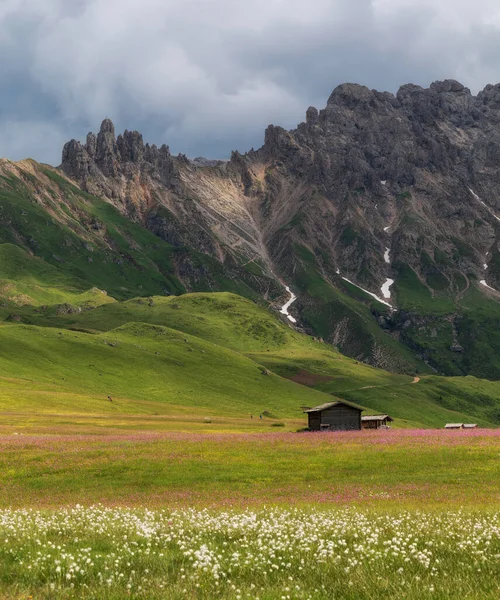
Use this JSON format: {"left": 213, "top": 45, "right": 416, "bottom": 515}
{"left": 429, "top": 79, "right": 469, "bottom": 94}
{"left": 86, "top": 132, "right": 97, "bottom": 158}
{"left": 61, "top": 120, "right": 179, "bottom": 195}
{"left": 117, "top": 130, "right": 145, "bottom": 163}
{"left": 305, "top": 106, "right": 319, "bottom": 126}
{"left": 58, "top": 79, "right": 500, "bottom": 297}
{"left": 478, "top": 83, "right": 500, "bottom": 109}
{"left": 95, "top": 119, "right": 119, "bottom": 177}
{"left": 327, "top": 83, "right": 376, "bottom": 108}
{"left": 99, "top": 118, "right": 115, "bottom": 135}
{"left": 54, "top": 79, "right": 500, "bottom": 376}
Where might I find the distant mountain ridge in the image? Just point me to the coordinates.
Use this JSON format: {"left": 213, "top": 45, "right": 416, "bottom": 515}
{"left": 5, "top": 78, "right": 500, "bottom": 377}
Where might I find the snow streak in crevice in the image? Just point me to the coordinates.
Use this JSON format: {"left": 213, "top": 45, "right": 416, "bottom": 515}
{"left": 469, "top": 188, "right": 500, "bottom": 222}
{"left": 280, "top": 286, "right": 297, "bottom": 323}
{"left": 337, "top": 270, "right": 393, "bottom": 309}
{"left": 381, "top": 278, "right": 394, "bottom": 299}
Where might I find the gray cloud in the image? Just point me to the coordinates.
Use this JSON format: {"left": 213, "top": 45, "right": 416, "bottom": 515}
{"left": 2, "top": 0, "right": 500, "bottom": 164}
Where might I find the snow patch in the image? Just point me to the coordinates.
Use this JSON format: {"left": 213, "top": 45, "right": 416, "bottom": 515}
{"left": 280, "top": 286, "right": 297, "bottom": 323}
{"left": 381, "top": 278, "right": 394, "bottom": 299}
{"left": 480, "top": 280, "right": 496, "bottom": 291}
{"left": 384, "top": 247, "right": 391, "bottom": 264}
{"left": 484, "top": 263, "right": 488, "bottom": 270}
{"left": 469, "top": 188, "right": 500, "bottom": 222}
{"left": 380, "top": 180, "right": 387, "bottom": 186}
{"left": 383, "top": 226, "right": 390, "bottom": 232}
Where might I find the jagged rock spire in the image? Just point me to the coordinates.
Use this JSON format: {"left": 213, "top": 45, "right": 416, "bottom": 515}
{"left": 60, "top": 119, "right": 180, "bottom": 194}
{"left": 96, "top": 119, "right": 118, "bottom": 177}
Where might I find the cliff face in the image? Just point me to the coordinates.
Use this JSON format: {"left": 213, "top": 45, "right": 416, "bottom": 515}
{"left": 61, "top": 120, "right": 271, "bottom": 268}
{"left": 254, "top": 80, "right": 500, "bottom": 290}
{"left": 59, "top": 80, "right": 500, "bottom": 377}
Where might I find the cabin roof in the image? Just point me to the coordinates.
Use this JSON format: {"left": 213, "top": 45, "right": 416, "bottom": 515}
{"left": 361, "top": 415, "right": 394, "bottom": 422}
{"left": 445, "top": 423, "right": 463, "bottom": 428}
{"left": 304, "top": 400, "right": 363, "bottom": 414}
{"left": 462, "top": 423, "right": 477, "bottom": 428}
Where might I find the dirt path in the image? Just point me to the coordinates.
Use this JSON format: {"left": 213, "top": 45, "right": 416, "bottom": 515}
{"left": 342, "top": 375, "right": 421, "bottom": 394}
{"left": 455, "top": 273, "right": 470, "bottom": 303}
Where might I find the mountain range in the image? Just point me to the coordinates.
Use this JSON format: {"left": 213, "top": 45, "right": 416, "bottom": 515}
{"left": 4, "top": 78, "right": 500, "bottom": 383}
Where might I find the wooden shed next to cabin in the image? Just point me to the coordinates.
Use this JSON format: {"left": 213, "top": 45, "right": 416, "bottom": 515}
{"left": 361, "top": 415, "right": 394, "bottom": 429}
{"left": 445, "top": 423, "right": 463, "bottom": 429}
{"left": 304, "top": 401, "right": 363, "bottom": 431}
{"left": 463, "top": 423, "right": 477, "bottom": 429}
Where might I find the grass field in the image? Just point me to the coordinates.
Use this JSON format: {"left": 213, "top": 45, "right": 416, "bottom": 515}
{"left": 0, "top": 429, "right": 499, "bottom": 599}
{"left": 1, "top": 429, "right": 498, "bottom": 509}
{"left": 0, "top": 321, "right": 333, "bottom": 419}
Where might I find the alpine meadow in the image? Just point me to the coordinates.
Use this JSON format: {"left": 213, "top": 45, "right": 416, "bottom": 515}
{"left": 2, "top": 4, "right": 500, "bottom": 597}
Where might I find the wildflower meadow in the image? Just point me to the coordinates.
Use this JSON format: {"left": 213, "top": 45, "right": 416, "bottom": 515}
{"left": 0, "top": 505, "right": 499, "bottom": 599}
{"left": 1, "top": 428, "right": 499, "bottom": 508}
{"left": 0, "top": 428, "right": 499, "bottom": 597}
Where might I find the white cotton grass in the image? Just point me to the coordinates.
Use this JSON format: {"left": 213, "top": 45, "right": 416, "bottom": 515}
{"left": 0, "top": 506, "right": 498, "bottom": 598}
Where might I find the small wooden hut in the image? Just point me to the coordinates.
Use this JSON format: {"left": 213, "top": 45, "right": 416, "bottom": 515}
{"left": 462, "top": 423, "right": 477, "bottom": 429}
{"left": 304, "top": 401, "right": 363, "bottom": 431}
{"left": 444, "top": 423, "right": 463, "bottom": 429}
{"left": 361, "top": 414, "right": 394, "bottom": 429}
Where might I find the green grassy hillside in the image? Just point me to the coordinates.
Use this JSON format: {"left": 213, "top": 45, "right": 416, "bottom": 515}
{"left": 288, "top": 243, "right": 432, "bottom": 374}
{"left": 0, "top": 243, "right": 116, "bottom": 308}
{"left": 0, "top": 320, "right": 332, "bottom": 418}
{"left": 387, "top": 272, "right": 500, "bottom": 380}
{"left": 0, "top": 289, "right": 498, "bottom": 428}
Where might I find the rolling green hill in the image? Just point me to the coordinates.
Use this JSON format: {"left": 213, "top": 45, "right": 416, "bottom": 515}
{"left": 0, "top": 288, "right": 498, "bottom": 428}
{"left": 0, "top": 321, "right": 334, "bottom": 418}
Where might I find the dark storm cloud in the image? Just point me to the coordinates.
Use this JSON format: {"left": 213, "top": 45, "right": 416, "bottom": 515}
{"left": 2, "top": 0, "right": 500, "bottom": 164}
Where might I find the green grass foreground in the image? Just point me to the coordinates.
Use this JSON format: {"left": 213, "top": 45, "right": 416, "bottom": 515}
{"left": 0, "top": 506, "right": 498, "bottom": 599}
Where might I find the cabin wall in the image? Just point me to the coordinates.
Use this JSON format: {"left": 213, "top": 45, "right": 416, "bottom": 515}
{"left": 320, "top": 406, "right": 361, "bottom": 431}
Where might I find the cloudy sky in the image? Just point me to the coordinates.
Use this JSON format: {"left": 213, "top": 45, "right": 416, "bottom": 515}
{"left": 2, "top": 0, "right": 500, "bottom": 164}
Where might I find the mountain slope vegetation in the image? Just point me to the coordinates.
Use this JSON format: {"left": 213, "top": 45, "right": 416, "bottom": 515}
{"left": 1, "top": 283, "right": 499, "bottom": 428}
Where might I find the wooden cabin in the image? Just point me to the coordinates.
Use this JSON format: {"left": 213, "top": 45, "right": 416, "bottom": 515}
{"left": 444, "top": 423, "right": 463, "bottom": 429}
{"left": 462, "top": 424, "right": 477, "bottom": 429}
{"left": 304, "top": 401, "right": 363, "bottom": 431}
{"left": 361, "top": 414, "right": 394, "bottom": 429}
